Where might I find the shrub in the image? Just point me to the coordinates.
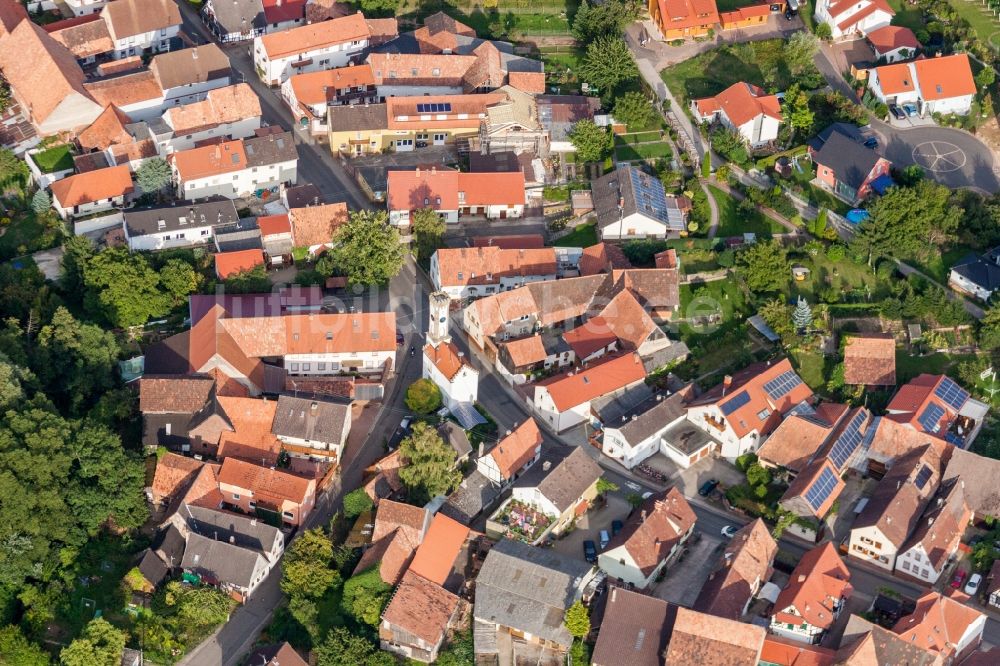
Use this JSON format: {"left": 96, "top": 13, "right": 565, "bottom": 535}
{"left": 343, "top": 488, "right": 374, "bottom": 518}
{"left": 404, "top": 378, "right": 442, "bottom": 414}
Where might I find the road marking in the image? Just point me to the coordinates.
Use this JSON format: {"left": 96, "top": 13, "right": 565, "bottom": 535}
{"left": 911, "top": 141, "right": 967, "bottom": 173}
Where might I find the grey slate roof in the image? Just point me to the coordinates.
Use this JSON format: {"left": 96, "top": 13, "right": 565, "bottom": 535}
{"left": 151, "top": 44, "right": 231, "bottom": 90}
{"left": 214, "top": 220, "right": 262, "bottom": 252}
{"left": 811, "top": 128, "right": 882, "bottom": 190}
{"left": 125, "top": 196, "right": 239, "bottom": 237}
{"left": 808, "top": 121, "right": 865, "bottom": 151}
{"left": 182, "top": 531, "right": 267, "bottom": 590}
{"left": 590, "top": 166, "right": 685, "bottom": 231}
{"left": 950, "top": 251, "right": 1000, "bottom": 294}
{"left": 440, "top": 469, "right": 500, "bottom": 525}
{"left": 439, "top": 421, "right": 473, "bottom": 459}
{"left": 153, "top": 524, "right": 186, "bottom": 568}
{"left": 514, "top": 446, "right": 602, "bottom": 513}
{"left": 271, "top": 394, "right": 350, "bottom": 447}
{"left": 327, "top": 103, "right": 389, "bottom": 132}
{"left": 475, "top": 538, "right": 592, "bottom": 647}
{"left": 593, "top": 383, "right": 657, "bottom": 425}
{"left": 206, "top": 0, "right": 265, "bottom": 36}
{"left": 283, "top": 183, "right": 323, "bottom": 209}
{"left": 244, "top": 131, "right": 297, "bottom": 167}
{"left": 181, "top": 504, "right": 280, "bottom": 555}
{"left": 138, "top": 548, "right": 170, "bottom": 587}
{"left": 607, "top": 392, "right": 687, "bottom": 448}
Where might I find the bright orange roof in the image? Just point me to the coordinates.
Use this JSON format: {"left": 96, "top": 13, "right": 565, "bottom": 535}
{"left": 386, "top": 92, "right": 504, "bottom": 130}
{"left": 773, "top": 542, "right": 852, "bottom": 631}
{"left": 433, "top": 246, "right": 557, "bottom": 288}
{"left": 914, "top": 54, "right": 976, "bottom": 101}
{"left": 696, "top": 81, "right": 781, "bottom": 128}
{"left": 508, "top": 70, "right": 546, "bottom": 94}
{"left": 536, "top": 353, "right": 647, "bottom": 412}
{"left": 217, "top": 457, "right": 313, "bottom": 505}
{"left": 218, "top": 312, "right": 397, "bottom": 356}
{"left": 257, "top": 213, "right": 291, "bottom": 237}
{"left": 867, "top": 25, "right": 920, "bottom": 53}
{"left": 760, "top": 636, "right": 836, "bottom": 666}
{"left": 173, "top": 140, "right": 248, "bottom": 180}
{"left": 458, "top": 172, "right": 524, "bottom": 206}
{"left": 423, "top": 341, "right": 468, "bottom": 381}
{"left": 502, "top": 334, "right": 547, "bottom": 367}
{"left": 562, "top": 317, "right": 618, "bottom": 359}
{"left": 656, "top": 0, "right": 720, "bottom": 30}
{"left": 260, "top": 12, "right": 369, "bottom": 59}
{"left": 835, "top": 0, "right": 892, "bottom": 31}
{"left": 407, "top": 512, "right": 469, "bottom": 585}
{"left": 893, "top": 591, "right": 985, "bottom": 657}
{"left": 50, "top": 164, "right": 133, "bottom": 208}
{"left": 289, "top": 64, "right": 375, "bottom": 106}
{"left": 215, "top": 249, "right": 265, "bottom": 279}
{"left": 489, "top": 418, "right": 542, "bottom": 478}
{"left": 874, "top": 61, "right": 916, "bottom": 95}
{"left": 387, "top": 169, "right": 524, "bottom": 211}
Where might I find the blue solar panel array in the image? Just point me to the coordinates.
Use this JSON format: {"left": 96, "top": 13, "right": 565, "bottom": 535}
{"left": 720, "top": 391, "right": 750, "bottom": 416}
{"left": 914, "top": 464, "right": 933, "bottom": 490}
{"left": 805, "top": 467, "right": 839, "bottom": 512}
{"left": 918, "top": 403, "right": 946, "bottom": 433}
{"left": 627, "top": 168, "right": 683, "bottom": 231}
{"left": 934, "top": 377, "right": 969, "bottom": 410}
{"left": 763, "top": 370, "right": 802, "bottom": 400}
{"left": 416, "top": 102, "right": 452, "bottom": 113}
{"left": 828, "top": 410, "right": 867, "bottom": 469}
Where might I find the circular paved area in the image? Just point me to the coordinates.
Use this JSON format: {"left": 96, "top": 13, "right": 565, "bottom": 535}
{"left": 911, "top": 141, "right": 968, "bottom": 173}
{"left": 872, "top": 120, "right": 1000, "bottom": 192}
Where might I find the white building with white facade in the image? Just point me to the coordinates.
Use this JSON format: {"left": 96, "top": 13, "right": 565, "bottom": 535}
{"left": 815, "top": 0, "right": 893, "bottom": 39}
{"left": 429, "top": 246, "right": 557, "bottom": 301}
{"left": 50, "top": 164, "right": 134, "bottom": 222}
{"left": 153, "top": 83, "right": 262, "bottom": 155}
{"left": 171, "top": 131, "right": 298, "bottom": 200}
{"left": 253, "top": 13, "right": 369, "bottom": 86}
{"left": 692, "top": 81, "right": 782, "bottom": 148}
{"left": 150, "top": 44, "right": 234, "bottom": 108}
{"left": 101, "top": 0, "right": 181, "bottom": 59}
{"left": 123, "top": 197, "right": 240, "bottom": 252}
{"left": 867, "top": 54, "right": 977, "bottom": 117}
{"left": 475, "top": 418, "right": 543, "bottom": 488}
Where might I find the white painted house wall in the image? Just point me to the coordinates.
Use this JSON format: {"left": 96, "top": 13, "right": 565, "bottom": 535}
{"left": 684, "top": 406, "right": 757, "bottom": 461}
{"left": 254, "top": 35, "right": 368, "bottom": 86}
{"left": 125, "top": 224, "right": 215, "bottom": 252}
{"left": 848, "top": 525, "right": 896, "bottom": 571}
{"left": 157, "top": 116, "right": 262, "bottom": 154}
{"left": 109, "top": 24, "right": 180, "bottom": 59}
{"left": 52, "top": 193, "right": 126, "bottom": 222}
{"left": 284, "top": 350, "right": 394, "bottom": 374}
{"left": 895, "top": 543, "right": 944, "bottom": 584}
{"left": 422, "top": 351, "right": 479, "bottom": 411}
{"left": 175, "top": 158, "right": 298, "bottom": 200}
{"left": 599, "top": 211, "right": 668, "bottom": 240}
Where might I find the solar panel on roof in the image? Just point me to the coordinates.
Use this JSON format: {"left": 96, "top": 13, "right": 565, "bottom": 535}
{"left": 946, "top": 432, "right": 964, "bottom": 446}
{"left": 913, "top": 464, "right": 933, "bottom": 490}
{"left": 918, "top": 403, "right": 946, "bottom": 433}
{"left": 933, "top": 377, "right": 968, "bottom": 410}
{"left": 804, "top": 467, "right": 839, "bottom": 512}
{"left": 626, "top": 167, "right": 682, "bottom": 231}
{"left": 828, "top": 410, "right": 867, "bottom": 469}
{"left": 763, "top": 370, "right": 803, "bottom": 400}
{"left": 720, "top": 390, "right": 750, "bottom": 416}
{"left": 416, "top": 102, "right": 453, "bottom": 113}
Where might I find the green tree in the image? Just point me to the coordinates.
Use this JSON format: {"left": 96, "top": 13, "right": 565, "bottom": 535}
{"left": 398, "top": 421, "right": 462, "bottom": 504}
{"left": 223, "top": 264, "right": 272, "bottom": 294}
{"left": 281, "top": 529, "right": 340, "bottom": 600}
{"left": 564, "top": 600, "right": 590, "bottom": 638}
{"left": 328, "top": 210, "right": 404, "bottom": 285}
{"left": 82, "top": 248, "right": 171, "bottom": 328}
{"left": 898, "top": 164, "right": 925, "bottom": 187}
{"left": 759, "top": 297, "right": 794, "bottom": 340}
{"left": 35, "top": 306, "right": 120, "bottom": 412}
{"left": 736, "top": 240, "right": 790, "bottom": 293}
{"left": 746, "top": 463, "right": 772, "bottom": 487}
{"left": 158, "top": 258, "right": 199, "bottom": 306}
{"left": 979, "top": 303, "right": 1000, "bottom": 350}
{"left": 405, "top": 378, "right": 442, "bottom": 414}
{"left": 341, "top": 566, "right": 392, "bottom": 627}
{"left": 977, "top": 67, "right": 996, "bottom": 89}
{"left": 771, "top": 509, "right": 797, "bottom": 539}
{"left": 59, "top": 618, "right": 126, "bottom": 666}
{"left": 807, "top": 208, "right": 836, "bottom": 240}
{"left": 579, "top": 36, "right": 638, "bottom": 93}
{"left": 0, "top": 148, "right": 29, "bottom": 193}
{"left": 785, "top": 32, "right": 820, "bottom": 79}
{"left": 163, "top": 582, "right": 234, "bottom": 626}
{"left": 315, "top": 627, "right": 393, "bottom": 666}
{"left": 851, "top": 179, "right": 961, "bottom": 265}
{"left": 572, "top": 0, "right": 633, "bottom": 40}
{"left": 784, "top": 85, "right": 814, "bottom": 138}
{"left": 596, "top": 478, "right": 618, "bottom": 497}
{"left": 343, "top": 487, "right": 374, "bottom": 518}
{"left": 437, "top": 627, "right": 474, "bottom": 666}
{"left": 0, "top": 625, "right": 49, "bottom": 665}
{"left": 815, "top": 22, "right": 832, "bottom": 39}
{"left": 701, "top": 151, "right": 711, "bottom": 178}
{"left": 31, "top": 189, "right": 51, "bottom": 214}
{"left": 626, "top": 492, "right": 644, "bottom": 508}
{"left": 136, "top": 157, "right": 171, "bottom": 193}
{"left": 613, "top": 91, "right": 655, "bottom": 131}
{"left": 792, "top": 296, "right": 813, "bottom": 332}
{"left": 60, "top": 234, "right": 95, "bottom": 300}
{"left": 0, "top": 354, "right": 33, "bottom": 411}
{"left": 411, "top": 207, "right": 445, "bottom": 262}
{"left": 568, "top": 119, "right": 611, "bottom": 163}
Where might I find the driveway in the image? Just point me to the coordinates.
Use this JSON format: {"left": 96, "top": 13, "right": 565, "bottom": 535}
{"left": 550, "top": 491, "right": 632, "bottom": 563}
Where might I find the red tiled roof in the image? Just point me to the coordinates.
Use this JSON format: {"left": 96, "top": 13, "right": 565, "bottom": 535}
{"left": 885, "top": 374, "right": 962, "bottom": 434}
{"left": 381, "top": 570, "right": 460, "bottom": 645}
{"left": 150, "top": 453, "right": 205, "bottom": 504}
{"left": 471, "top": 234, "right": 545, "bottom": 249}
{"left": 844, "top": 334, "right": 896, "bottom": 386}
{"left": 874, "top": 61, "right": 917, "bottom": 95}
{"left": 579, "top": 242, "right": 632, "bottom": 276}
{"left": 605, "top": 488, "right": 696, "bottom": 577}
{"left": 694, "top": 81, "right": 781, "bottom": 128}
{"left": 773, "top": 542, "right": 852, "bottom": 631}
{"left": 407, "top": 512, "right": 468, "bottom": 586}
{"left": 260, "top": 12, "right": 369, "bottom": 59}
{"left": 892, "top": 591, "right": 984, "bottom": 658}
{"left": 289, "top": 203, "right": 348, "bottom": 248}
{"left": 535, "top": 353, "right": 647, "bottom": 412}
{"left": 760, "top": 636, "right": 836, "bottom": 666}
{"left": 0, "top": 0, "right": 26, "bottom": 36}
{"left": 139, "top": 376, "right": 214, "bottom": 413}
{"left": 288, "top": 64, "right": 375, "bottom": 106}
{"left": 834, "top": 0, "right": 893, "bottom": 31}
{"left": 262, "top": 0, "right": 305, "bottom": 24}
{"left": 501, "top": 334, "right": 548, "bottom": 368}
{"left": 694, "top": 518, "right": 777, "bottom": 621}
{"left": 914, "top": 54, "right": 976, "bottom": 101}
{"left": 488, "top": 418, "right": 542, "bottom": 479}
{"left": 50, "top": 165, "right": 133, "bottom": 208}
{"left": 423, "top": 341, "right": 468, "bottom": 382}
{"left": 217, "top": 457, "right": 313, "bottom": 505}
{"left": 215, "top": 249, "right": 265, "bottom": 280}
{"left": 655, "top": 0, "right": 720, "bottom": 30}
{"left": 665, "top": 607, "right": 766, "bottom": 664}
{"left": 867, "top": 25, "right": 920, "bottom": 53}
{"left": 757, "top": 413, "right": 839, "bottom": 473}
{"left": 562, "top": 317, "right": 618, "bottom": 359}
{"left": 386, "top": 169, "right": 524, "bottom": 211}
{"left": 433, "top": 246, "right": 555, "bottom": 288}
{"left": 258, "top": 213, "right": 291, "bottom": 237}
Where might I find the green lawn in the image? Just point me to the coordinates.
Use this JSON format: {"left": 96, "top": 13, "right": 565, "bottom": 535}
{"left": 895, "top": 350, "right": 977, "bottom": 383}
{"left": 905, "top": 245, "right": 975, "bottom": 284}
{"left": 948, "top": 0, "right": 998, "bottom": 45}
{"left": 788, "top": 163, "right": 852, "bottom": 215}
{"left": 660, "top": 39, "right": 818, "bottom": 104}
{"left": 615, "top": 142, "right": 673, "bottom": 161}
{"left": 790, "top": 349, "right": 827, "bottom": 391}
{"left": 678, "top": 277, "right": 748, "bottom": 340}
{"left": 554, "top": 222, "right": 599, "bottom": 247}
{"left": 33, "top": 144, "right": 74, "bottom": 173}
{"left": 785, "top": 250, "right": 889, "bottom": 302}
{"left": 887, "top": 0, "right": 926, "bottom": 32}
{"left": 708, "top": 185, "right": 786, "bottom": 236}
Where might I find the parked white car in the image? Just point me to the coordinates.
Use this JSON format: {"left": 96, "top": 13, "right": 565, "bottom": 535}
{"left": 965, "top": 573, "right": 983, "bottom": 596}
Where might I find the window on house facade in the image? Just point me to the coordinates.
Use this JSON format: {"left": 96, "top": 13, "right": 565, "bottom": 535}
{"left": 302, "top": 363, "right": 310, "bottom": 371}
{"left": 233, "top": 493, "right": 240, "bottom": 500}
{"left": 290, "top": 363, "right": 299, "bottom": 372}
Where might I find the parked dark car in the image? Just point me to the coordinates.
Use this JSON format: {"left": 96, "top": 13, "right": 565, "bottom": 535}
{"left": 889, "top": 103, "right": 905, "bottom": 120}
{"left": 396, "top": 330, "right": 405, "bottom": 346}
{"left": 863, "top": 137, "right": 878, "bottom": 148}
{"left": 583, "top": 540, "right": 597, "bottom": 563}
{"left": 611, "top": 520, "right": 623, "bottom": 537}
{"left": 698, "top": 479, "right": 719, "bottom": 497}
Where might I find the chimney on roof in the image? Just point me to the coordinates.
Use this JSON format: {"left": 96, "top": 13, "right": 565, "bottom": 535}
{"left": 310, "top": 401, "right": 318, "bottom": 414}
{"left": 416, "top": 166, "right": 420, "bottom": 176}
{"left": 611, "top": 587, "right": 617, "bottom": 602}
{"left": 478, "top": 442, "right": 484, "bottom": 458}
{"left": 192, "top": 48, "right": 198, "bottom": 59}
{"left": 640, "top": 509, "right": 647, "bottom": 522}
{"left": 543, "top": 460, "right": 551, "bottom": 471}
{"left": 431, "top": 166, "right": 436, "bottom": 174}
{"left": 229, "top": 535, "right": 235, "bottom": 544}
{"left": 505, "top": 429, "right": 511, "bottom": 436}
{"left": 798, "top": 574, "right": 807, "bottom": 583}
{"left": 928, "top": 517, "right": 934, "bottom": 527}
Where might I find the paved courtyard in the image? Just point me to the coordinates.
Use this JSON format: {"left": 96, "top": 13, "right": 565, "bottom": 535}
{"left": 651, "top": 531, "right": 724, "bottom": 606}
{"left": 550, "top": 492, "right": 632, "bottom": 563}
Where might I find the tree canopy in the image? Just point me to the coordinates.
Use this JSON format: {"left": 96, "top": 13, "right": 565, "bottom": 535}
{"left": 315, "top": 627, "right": 395, "bottom": 666}
{"left": 568, "top": 120, "right": 612, "bottom": 163}
{"left": 398, "top": 421, "right": 461, "bottom": 504}
{"left": 60, "top": 618, "right": 126, "bottom": 666}
{"left": 411, "top": 208, "right": 445, "bottom": 262}
{"left": 579, "top": 36, "right": 638, "bottom": 94}
{"left": 35, "top": 307, "right": 119, "bottom": 412}
{"left": 572, "top": 0, "right": 634, "bottom": 41}
{"left": 327, "top": 210, "right": 404, "bottom": 285}
{"left": 80, "top": 248, "right": 172, "bottom": 328}
{"left": 343, "top": 487, "right": 374, "bottom": 518}
{"left": 0, "top": 625, "right": 49, "bottom": 666}
{"left": 736, "top": 240, "right": 790, "bottom": 293}
{"left": 613, "top": 91, "right": 656, "bottom": 131}
{"left": 341, "top": 565, "right": 392, "bottom": 628}
{"left": 136, "top": 158, "right": 172, "bottom": 194}
{"left": 405, "top": 378, "right": 442, "bottom": 414}
{"left": 564, "top": 600, "right": 590, "bottom": 638}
